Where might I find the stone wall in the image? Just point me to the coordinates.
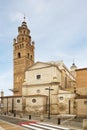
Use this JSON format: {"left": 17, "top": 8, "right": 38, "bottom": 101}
{"left": 76, "top": 99, "right": 87, "bottom": 116}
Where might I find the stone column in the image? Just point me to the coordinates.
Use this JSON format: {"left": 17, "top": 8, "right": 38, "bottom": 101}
{"left": 83, "top": 119, "right": 87, "bottom": 130}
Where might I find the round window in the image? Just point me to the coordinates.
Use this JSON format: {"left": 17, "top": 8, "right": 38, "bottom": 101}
{"left": 37, "top": 89, "right": 40, "bottom": 93}
{"left": 59, "top": 96, "right": 63, "bottom": 100}
{"left": 17, "top": 99, "right": 20, "bottom": 103}
{"left": 32, "top": 99, "right": 36, "bottom": 103}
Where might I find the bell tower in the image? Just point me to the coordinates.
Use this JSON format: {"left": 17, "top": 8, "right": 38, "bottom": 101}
{"left": 13, "top": 18, "right": 35, "bottom": 95}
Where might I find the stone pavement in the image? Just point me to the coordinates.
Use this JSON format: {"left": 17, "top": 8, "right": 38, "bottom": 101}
{"left": 24, "top": 114, "right": 83, "bottom": 130}
{"left": 0, "top": 114, "right": 84, "bottom": 130}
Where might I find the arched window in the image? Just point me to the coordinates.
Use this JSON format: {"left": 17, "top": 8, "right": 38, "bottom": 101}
{"left": 24, "top": 30, "right": 25, "bottom": 34}
{"left": 28, "top": 53, "right": 29, "bottom": 58}
{"left": 22, "top": 43, "right": 24, "bottom": 48}
{"left": 17, "top": 45, "right": 19, "bottom": 49}
{"left": 18, "top": 52, "right": 21, "bottom": 58}
{"left": 20, "top": 44, "right": 22, "bottom": 48}
{"left": 22, "top": 37, "right": 24, "bottom": 41}
{"left": 31, "top": 55, "right": 32, "bottom": 60}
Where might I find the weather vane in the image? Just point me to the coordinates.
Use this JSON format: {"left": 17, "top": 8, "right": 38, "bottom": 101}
{"left": 23, "top": 14, "right": 26, "bottom": 21}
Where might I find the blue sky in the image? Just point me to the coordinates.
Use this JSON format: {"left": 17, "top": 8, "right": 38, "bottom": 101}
{"left": 0, "top": 0, "right": 87, "bottom": 96}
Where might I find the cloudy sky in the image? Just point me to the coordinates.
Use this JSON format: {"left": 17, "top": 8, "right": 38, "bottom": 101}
{"left": 0, "top": 0, "right": 87, "bottom": 95}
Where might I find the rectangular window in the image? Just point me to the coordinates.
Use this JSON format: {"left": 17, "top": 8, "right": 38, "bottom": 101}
{"left": 84, "top": 101, "right": 87, "bottom": 105}
{"left": 36, "top": 74, "right": 41, "bottom": 79}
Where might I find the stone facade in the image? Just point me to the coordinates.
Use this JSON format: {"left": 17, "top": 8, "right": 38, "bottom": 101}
{"left": 22, "top": 61, "right": 75, "bottom": 114}
{"left": 22, "top": 62, "right": 61, "bottom": 114}
{"left": 58, "top": 90, "right": 75, "bottom": 114}
{"left": 25, "top": 95, "right": 47, "bottom": 114}
{"left": 0, "top": 96, "right": 23, "bottom": 114}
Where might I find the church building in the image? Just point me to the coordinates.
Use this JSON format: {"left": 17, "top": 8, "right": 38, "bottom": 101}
{"left": 22, "top": 61, "right": 75, "bottom": 114}
{"left": 0, "top": 18, "right": 78, "bottom": 115}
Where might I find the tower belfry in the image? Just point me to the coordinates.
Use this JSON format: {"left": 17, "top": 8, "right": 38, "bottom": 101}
{"left": 13, "top": 18, "right": 35, "bottom": 95}
{"left": 70, "top": 60, "right": 77, "bottom": 78}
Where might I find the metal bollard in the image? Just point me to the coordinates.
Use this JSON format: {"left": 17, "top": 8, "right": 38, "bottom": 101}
{"left": 14, "top": 110, "right": 16, "bottom": 117}
{"left": 58, "top": 118, "right": 61, "bottom": 125}
{"left": 29, "top": 115, "right": 31, "bottom": 119}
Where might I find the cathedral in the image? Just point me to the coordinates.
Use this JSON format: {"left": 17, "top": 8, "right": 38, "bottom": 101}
{"left": 0, "top": 18, "right": 87, "bottom": 116}
{"left": 12, "top": 18, "right": 76, "bottom": 114}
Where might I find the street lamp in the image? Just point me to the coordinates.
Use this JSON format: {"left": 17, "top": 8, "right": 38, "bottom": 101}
{"left": 9, "top": 89, "right": 15, "bottom": 113}
{"left": 45, "top": 87, "right": 54, "bottom": 119}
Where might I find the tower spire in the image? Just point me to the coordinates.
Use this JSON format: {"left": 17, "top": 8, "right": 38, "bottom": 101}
{"left": 70, "top": 59, "right": 77, "bottom": 77}
{"left": 21, "top": 14, "right": 27, "bottom": 28}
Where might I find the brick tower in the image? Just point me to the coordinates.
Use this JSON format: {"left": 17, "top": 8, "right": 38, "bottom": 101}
{"left": 13, "top": 17, "right": 34, "bottom": 95}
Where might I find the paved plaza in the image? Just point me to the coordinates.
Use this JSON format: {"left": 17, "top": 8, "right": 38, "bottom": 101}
{"left": 0, "top": 114, "right": 86, "bottom": 130}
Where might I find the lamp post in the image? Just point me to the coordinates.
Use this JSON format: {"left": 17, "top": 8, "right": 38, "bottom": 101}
{"left": 7, "top": 97, "right": 8, "bottom": 114}
{"left": 45, "top": 87, "right": 54, "bottom": 119}
{"left": 9, "top": 89, "right": 14, "bottom": 113}
{"left": 69, "top": 99, "right": 71, "bottom": 114}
